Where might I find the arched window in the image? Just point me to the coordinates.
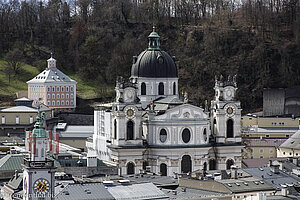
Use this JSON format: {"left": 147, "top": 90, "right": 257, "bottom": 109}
{"left": 173, "top": 82, "right": 176, "bottom": 95}
{"left": 127, "top": 120, "right": 134, "bottom": 140}
{"left": 226, "top": 159, "right": 234, "bottom": 170}
{"left": 203, "top": 162, "right": 207, "bottom": 171}
{"left": 114, "top": 119, "right": 117, "bottom": 139}
{"left": 182, "top": 128, "right": 191, "bottom": 143}
{"left": 227, "top": 119, "right": 234, "bottom": 138}
{"left": 203, "top": 128, "right": 207, "bottom": 142}
{"left": 141, "top": 82, "right": 146, "bottom": 95}
{"left": 209, "top": 159, "right": 216, "bottom": 170}
{"left": 127, "top": 162, "right": 135, "bottom": 174}
{"left": 160, "top": 163, "right": 167, "bottom": 176}
{"left": 181, "top": 155, "right": 192, "bottom": 173}
{"left": 160, "top": 129, "right": 167, "bottom": 143}
{"left": 158, "top": 82, "right": 164, "bottom": 95}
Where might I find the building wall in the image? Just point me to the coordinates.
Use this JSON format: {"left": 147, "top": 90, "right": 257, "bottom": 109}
{"left": 28, "top": 83, "right": 76, "bottom": 109}
{"left": 59, "top": 139, "right": 87, "bottom": 151}
{"left": 277, "top": 147, "right": 300, "bottom": 157}
{"left": 243, "top": 146, "right": 277, "bottom": 159}
{"left": 0, "top": 111, "right": 52, "bottom": 125}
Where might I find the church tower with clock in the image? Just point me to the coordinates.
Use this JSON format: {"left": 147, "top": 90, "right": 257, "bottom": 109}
{"left": 211, "top": 75, "right": 242, "bottom": 144}
{"left": 23, "top": 106, "right": 55, "bottom": 200}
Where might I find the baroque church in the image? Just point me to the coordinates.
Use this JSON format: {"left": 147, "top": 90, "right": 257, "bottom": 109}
{"left": 87, "top": 28, "right": 243, "bottom": 176}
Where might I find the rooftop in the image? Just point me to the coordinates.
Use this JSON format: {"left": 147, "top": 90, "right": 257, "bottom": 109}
{"left": 55, "top": 182, "right": 114, "bottom": 200}
{"left": 243, "top": 166, "right": 300, "bottom": 190}
{"left": 245, "top": 139, "right": 286, "bottom": 147}
{"left": 280, "top": 130, "right": 300, "bottom": 149}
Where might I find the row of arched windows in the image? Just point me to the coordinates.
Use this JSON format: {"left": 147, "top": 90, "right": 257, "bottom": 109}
{"left": 141, "top": 82, "right": 177, "bottom": 96}
{"left": 126, "top": 158, "right": 234, "bottom": 175}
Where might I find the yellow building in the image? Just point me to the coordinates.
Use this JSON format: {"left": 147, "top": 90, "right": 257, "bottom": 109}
{"left": 243, "top": 139, "right": 285, "bottom": 159}
{"left": 242, "top": 115, "right": 300, "bottom": 139}
{"left": 0, "top": 98, "right": 55, "bottom": 136}
{"left": 278, "top": 130, "right": 300, "bottom": 157}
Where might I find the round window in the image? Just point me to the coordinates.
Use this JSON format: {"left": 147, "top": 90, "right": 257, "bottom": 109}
{"left": 203, "top": 128, "right": 207, "bottom": 142}
{"left": 182, "top": 128, "right": 191, "bottom": 143}
{"left": 160, "top": 129, "right": 167, "bottom": 143}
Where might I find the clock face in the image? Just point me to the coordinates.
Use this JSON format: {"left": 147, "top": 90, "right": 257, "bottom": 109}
{"left": 127, "top": 109, "right": 134, "bottom": 117}
{"left": 125, "top": 106, "right": 136, "bottom": 118}
{"left": 225, "top": 105, "right": 236, "bottom": 117}
{"left": 34, "top": 178, "right": 50, "bottom": 194}
{"left": 227, "top": 107, "right": 233, "bottom": 115}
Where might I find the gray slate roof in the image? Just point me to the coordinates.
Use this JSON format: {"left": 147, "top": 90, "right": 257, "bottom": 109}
{"left": 0, "top": 154, "right": 23, "bottom": 171}
{"left": 55, "top": 183, "right": 114, "bottom": 200}
{"left": 107, "top": 182, "right": 168, "bottom": 200}
{"left": 217, "top": 177, "right": 275, "bottom": 193}
{"left": 27, "top": 67, "right": 76, "bottom": 84}
{"left": 162, "top": 187, "right": 228, "bottom": 199}
{"left": 280, "top": 130, "right": 300, "bottom": 149}
{"left": 243, "top": 166, "right": 300, "bottom": 190}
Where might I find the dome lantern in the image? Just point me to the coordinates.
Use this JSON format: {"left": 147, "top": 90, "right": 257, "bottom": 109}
{"left": 148, "top": 26, "right": 160, "bottom": 50}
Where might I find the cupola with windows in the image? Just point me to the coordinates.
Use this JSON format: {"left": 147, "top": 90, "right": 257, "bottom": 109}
{"left": 130, "top": 27, "right": 179, "bottom": 108}
{"left": 131, "top": 27, "right": 178, "bottom": 79}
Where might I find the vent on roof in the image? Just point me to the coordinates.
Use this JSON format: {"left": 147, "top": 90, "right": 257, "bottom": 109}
{"left": 267, "top": 173, "right": 272, "bottom": 176}
{"left": 244, "top": 182, "right": 248, "bottom": 186}
{"left": 51, "top": 76, "right": 54, "bottom": 79}
{"left": 235, "top": 183, "right": 240, "bottom": 186}
{"left": 63, "top": 191, "right": 69, "bottom": 195}
{"left": 103, "top": 181, "right": 114, "bottom": 185}
{"left": 84, "top": 189, "right": 91, "bottom": 194}
{"left": 227, "top": 184, "right": 232, "bottom": 187}
{"left": 57, "top": 76, "right": 60, "bottom": 79}
{"left": 254, "top": 181, "right": 259, "bottom": 185}
{"left": 259, "top": 168, "right": 264, "bottom": 171}
{"left": 260, "top": 181, "right": 264, "bottom": 184}
{"left": 118, "top": 180, "right": 130, "bottom": 184}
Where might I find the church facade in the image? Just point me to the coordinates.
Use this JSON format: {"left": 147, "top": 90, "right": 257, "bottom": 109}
{"left": 87, "top": 28, "right": 243, "bottom": 176}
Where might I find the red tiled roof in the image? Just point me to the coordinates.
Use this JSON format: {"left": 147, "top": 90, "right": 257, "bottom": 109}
{"left": 242, "top": 157, "right": 287, "bottom": 168}
{"left": 245, "top": 139, "right": 286, "bottom": 147}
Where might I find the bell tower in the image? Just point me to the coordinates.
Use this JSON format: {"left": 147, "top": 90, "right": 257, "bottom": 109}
{"left": 23, "top": 105, "right": 55, "bottom": 200}
{"left": 211, "top": 75, "right": 242, "bottom": 143}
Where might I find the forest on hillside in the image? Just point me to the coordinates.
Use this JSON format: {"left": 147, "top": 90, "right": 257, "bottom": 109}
{"left": 0, "top": 0, "right": 300, "bottom": 112}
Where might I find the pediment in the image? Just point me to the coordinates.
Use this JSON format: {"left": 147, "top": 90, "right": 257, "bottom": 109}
{"left": 154, "top": 104, "right": 209, "bottom": 120}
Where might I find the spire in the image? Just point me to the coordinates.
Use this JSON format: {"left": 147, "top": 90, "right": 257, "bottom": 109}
{"left": 148, "top": 26, "right": 160, "bottom": 50}
{"left": 47, "top": 52, "right": 56, "bottom": 68}
{"left": 32, "top": 100, "right": 46, "bottom": 138}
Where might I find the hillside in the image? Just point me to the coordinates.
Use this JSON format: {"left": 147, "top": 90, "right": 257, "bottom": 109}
{"left": 0, "top": 60, "right": 106, "bottom": 109}
{"left": 0, "top": 0, "right": 300, "bottom": 112}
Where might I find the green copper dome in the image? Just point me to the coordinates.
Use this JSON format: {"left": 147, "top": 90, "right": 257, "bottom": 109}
{"left": 32, "top": 106, "right": 46, "bottom": 138}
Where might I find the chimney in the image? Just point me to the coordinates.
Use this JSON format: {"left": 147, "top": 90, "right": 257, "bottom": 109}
{"left": 268, "top": 160, "right": 272, "bottom": 167}
{"left": 231, "top": 165, "right": 238, "bottom": 179}
{"left": 293, "top": 158, "right": 299, "bottom": 166}
{"left": 270, "top": 164, "right": 280, "bottom": 174}
{"left": 214, "top": 172, "right": 222, "bottom": 180}
{"left": 281, "top": 185, "right": 288, "bottom": 197}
